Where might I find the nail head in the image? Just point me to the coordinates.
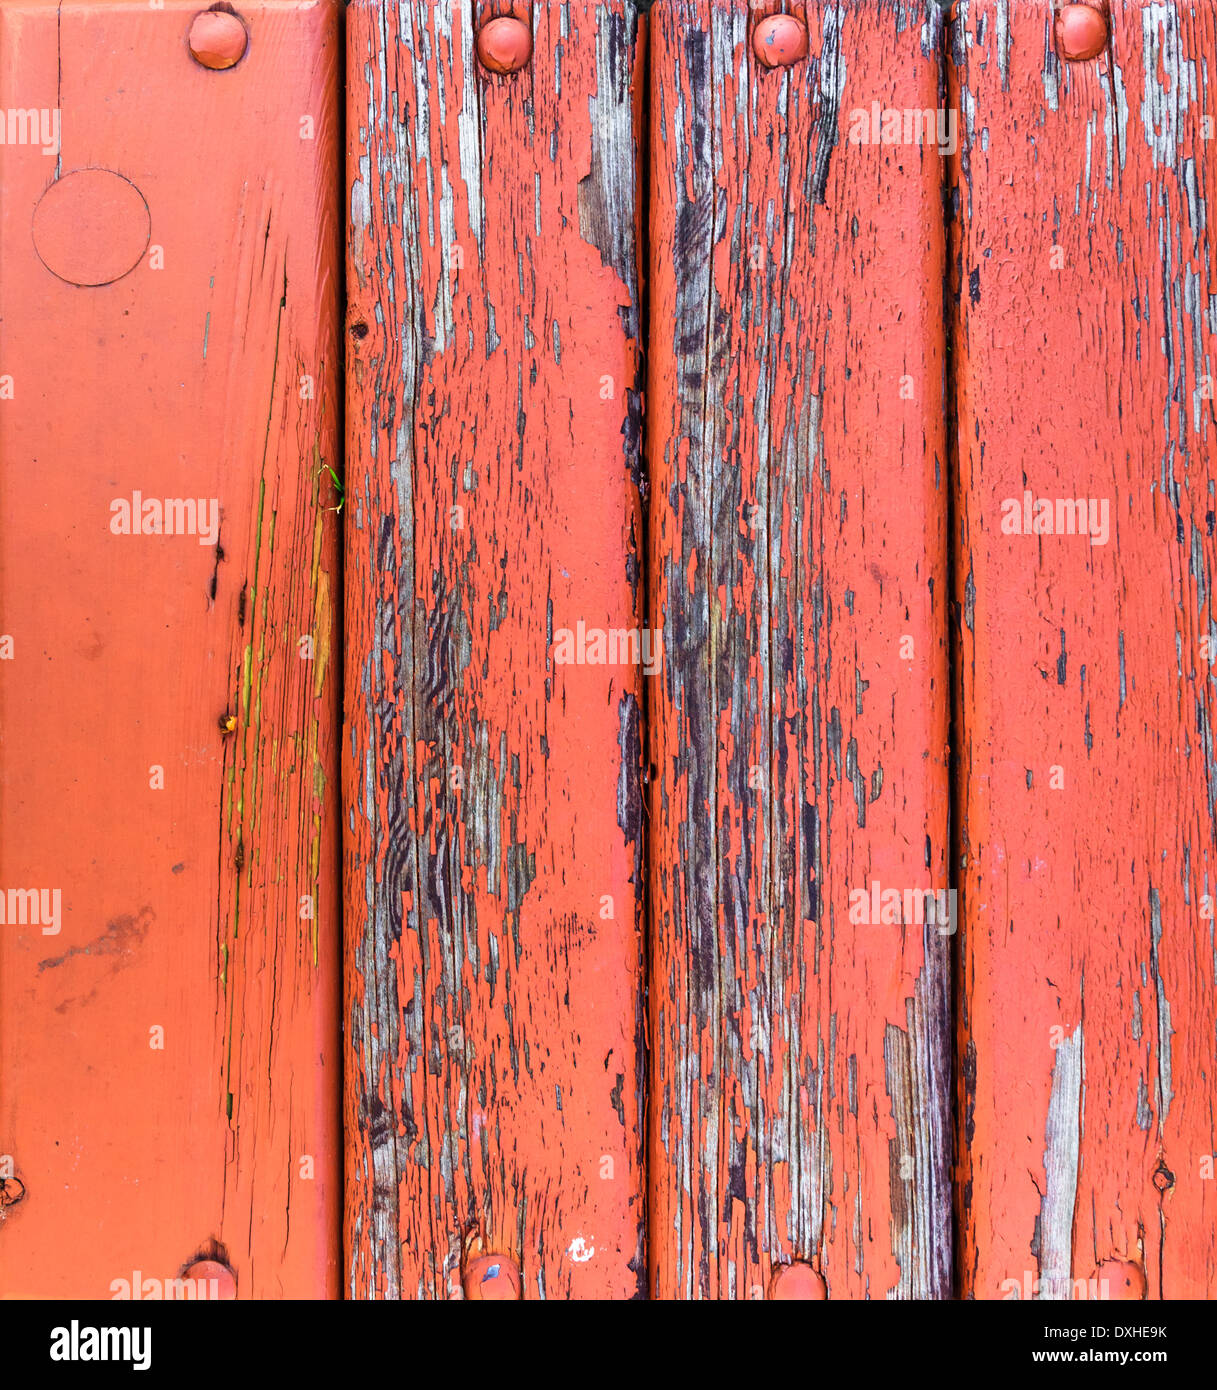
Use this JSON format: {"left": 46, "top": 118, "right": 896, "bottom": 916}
{"left": 753, "top": 15, "right": 809, "bottom": 70}
{"left": 182, "top": 1259, "right": 237, "bottom": 1299}
{"left": 1056, "top": 4, "right": 1108, "bottom": 62}
{"left": 463, "top": 1252, "right": 521, "bottom": 1299}
{"left": 1092, "top": 1260, "right": 1146, "bottom": 1300}
{"left": 189, "top": 10, "right": 248, "bottom": 70}
{"left": 769, "top": 1261, "right": 827, "bottom": 1299}
{"left": 477, "top": 16, "right": 533, "bottom": 75}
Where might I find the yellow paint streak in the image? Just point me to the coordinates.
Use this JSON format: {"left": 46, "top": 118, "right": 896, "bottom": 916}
{"left": 312, "top": 567, "right": 332, "bottom": 699}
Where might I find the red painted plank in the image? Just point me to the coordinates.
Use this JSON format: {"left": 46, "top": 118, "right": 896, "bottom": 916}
{"left": 343, "top": 0, "right": 647, "bottom": 1299}
{"left": 0, "top": 0, "right": 343, "bottom": 1298}
{"left": 646, "top": 0, "right": 953, "bottom": 1298}
{"left": 951, "top": 0, "right": 1217, "bottom": 1299}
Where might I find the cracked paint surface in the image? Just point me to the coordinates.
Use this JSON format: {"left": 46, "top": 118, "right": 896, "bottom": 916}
{"left": 645, "top": 0, "right": 953, "bottom": 1300}
{"left": 952, "top": 0, "right": 1217, "bottom": 1300}
{"left": 343, "top": 0, "right": 647, "bottom": 1299}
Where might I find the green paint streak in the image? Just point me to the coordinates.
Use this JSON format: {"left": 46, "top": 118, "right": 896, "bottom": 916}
{"left": 247, "top": 510, "right": 275, "bottom": 841}
{"left": 203, "top": 276, "right": 214, "bottom": 360}
{"left": 219, "top": 261, "right": 285, "bottom": 1129}
{"left": 240, "top": 644, "right": 253, "bottom": 721}
{"left": 304, "top": 455, "right": 331, "bottom": 968}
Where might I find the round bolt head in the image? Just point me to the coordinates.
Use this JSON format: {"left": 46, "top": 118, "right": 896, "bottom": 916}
{"left": 1056, "top": 4, "right": 1108, "bottom": 62}
{"left": 477, "top": 16, "right": 533, "bottom": 75}
{"left": 769, "top": 1262, "right": 827, "bottom": 1299}
{"left": 182, "top": 1259, "right": 237, "bottom": 1299}
{"left": 753, "top": 15, "right": 809, "bottom": 69}
{"left": 1090, "top": 1260, "right": 1146, "bottom": 1300}
{"left": 0, "top": 1175, "right": 26, "bottom": 1209}
{"left": 189, "top": 10, "right": 248, "bottom": 70}
{"left": 463, "top": 1252, "right": 521, "bottom": 1300}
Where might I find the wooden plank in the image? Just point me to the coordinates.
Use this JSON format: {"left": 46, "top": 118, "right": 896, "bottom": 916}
{"left": 0, "top": 0, "right": 343, "bottom": 1298}
{"left": 646, "top": 0, "right": 953, "bottom": 1298}
{"left": 951, "top": 0, "right": 1217, "bottom": 1299}
{"left": 344, "top": 0, "right": 647, "bottom": 1299}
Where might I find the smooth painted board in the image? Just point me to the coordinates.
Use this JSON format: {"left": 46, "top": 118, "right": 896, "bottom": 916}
{"left": 0, "top": 0, "right": 343, "bottom": 1298}
{"left": 951, "top": 0, "right": 1217, "bottom": 1299}
{"left": 344, "top": 0, "right": 647, "bottom": 1298}
{"left": 646, "top": 0, "right": 953, "bottom": 1299}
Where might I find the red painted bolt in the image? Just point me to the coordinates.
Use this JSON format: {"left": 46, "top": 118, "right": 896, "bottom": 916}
{"left": 769, "top": 1261, "right": 827, "bottom": 1299}
{"left": 182, "top": 1259, "right": 237, "bottom": 1299}
{"left": 463, "top": 1252, "right": 521, "bottom": 1299}
{"left": 1055, "top": 4, "right": 1108, "bottom": 62}
{"left": 1092, "top": 1259, "right": 1146, "bottom": 1300}
{"left": 752, "top": 15, "right": 809, "bottom": 69}
{"left": 188, "top": 9, "right": 248, "bottom": 70}
{"left": 477, "top": 16, "right": 533, "bottom": 75}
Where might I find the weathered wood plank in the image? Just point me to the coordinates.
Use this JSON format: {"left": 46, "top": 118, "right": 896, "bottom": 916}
{"left": 0, "top": 0, "right": 343, "bottom": 1297}
{"left": 951, "top": 0, "right": 1217, "bottom": 1299}
{"left": 344, "top": 0, "right": 647, "bottom": 1298}
{"left": 646, "top": 0, "right": 953, "bottom": 1298}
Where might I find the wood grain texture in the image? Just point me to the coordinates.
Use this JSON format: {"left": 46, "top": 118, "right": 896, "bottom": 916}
{"left": 646, "top": 0, "right": 953, "bottom": 1299}
{"left": 344, "top": 0, "right": 647, "bottom": 1299}
{"left": 0, "top": 1, "right": 343, "bottom": 1296}
{"left": 951, "top": 0, "right": 1217, "bottom": 1300}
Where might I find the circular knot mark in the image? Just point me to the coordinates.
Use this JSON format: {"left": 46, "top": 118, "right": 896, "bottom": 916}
{"left": 33, "top": 169, "right": 151, "bottom": 287}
